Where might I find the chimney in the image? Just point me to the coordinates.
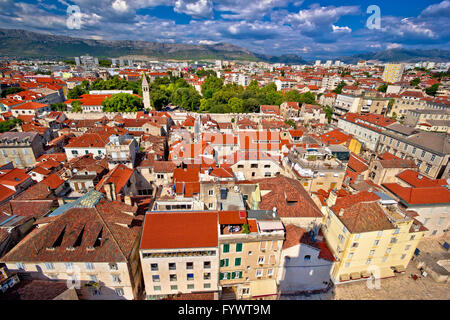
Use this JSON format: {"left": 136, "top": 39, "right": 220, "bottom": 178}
{"left": 327, "top": 189, "right": 338, "bottom": 207}
{"left": 124, "top": 192, "right": 132, "bottom": 206}
{"left": 339, "top": 208, "right": 345, "bottom": 216}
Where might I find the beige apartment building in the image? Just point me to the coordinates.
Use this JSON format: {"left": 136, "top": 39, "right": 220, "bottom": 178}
{"left": 284, "top": 146, "right": 346, "bottom": 192}
{"left": 321, "top": 190, "right": 426, "bottom": 284}
{"left": 0, "top": 194, "right": 144, "bottom": 300}
{"left": 218, "top": 210, "right": 284, "bottom": 300}
{"left": 139, "top": 211, "right": 220, "bottom": 299}
{"left": 0, "top": 132, "right": 44, "bottom": 169}
{"left": 105, "top": 134, "right": 138, "bottom": 170}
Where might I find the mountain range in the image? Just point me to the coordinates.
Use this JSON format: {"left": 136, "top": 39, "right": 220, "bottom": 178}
{"left": 0, "top": 28, "right": 448, "bottom": 65}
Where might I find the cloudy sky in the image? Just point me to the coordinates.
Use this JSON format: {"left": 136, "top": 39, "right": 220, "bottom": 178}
{"left": 0, "top": 0, "right": 449, "bottom": 59}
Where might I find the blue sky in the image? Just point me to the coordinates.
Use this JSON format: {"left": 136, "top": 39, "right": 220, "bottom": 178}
{"left": 0, "top": 0, "right": 449, "bottom": 59}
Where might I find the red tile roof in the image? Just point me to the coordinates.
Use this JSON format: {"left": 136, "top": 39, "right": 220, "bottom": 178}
{"left": 140, "top": 211, "right": 218, "bottom": 249}
{"left": 382, "top": 183, "right": 450, "bottom": 205}
{"left": 255, "top": 176, "right": 323, "bottom": 218}
{"left": 396, "top": 169, "right": 447, "bottom": 188}
{"left": 10, "top": 101, "right": 48, "bottom": 110}
{"left": 96, "top": 164, "right": 134, "bottom": 195}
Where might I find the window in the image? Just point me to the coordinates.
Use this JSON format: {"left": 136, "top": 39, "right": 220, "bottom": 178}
{"left": 170, "top": 285, "right": 178, "bottom": 291}
{"left": 410, "top": 235, "right": 415, "bottom": 241}
{"left": 352, "top": 242, "right": 359, "bottom": 248}
{"left": 366, "top": 259, "right": 372, "bottom": 265}
{"left": 208, "top": 190, "right": 214, "bottom": 196}
{"left": 89, "top": 275, "right": 98, "bottom": 282}
{"left": 423, "top": 218, "right": 430, "bottom": 225}
{"left": 242, "top": 288, "right": 250, "bottom": 295}
{"left": 85, "top": 262, "right": 94, "bottom": 270}
{"left": 421, "top": 151, "right": 426, "bottom": 158}
{"left": 186, "top": 262, "right": 193, "bottom": 270}
{"left": 374, "top": 240, "right": 379, "bottom": 246}
{"left": 156, "top": 174, "right": 164, "bottom": 179}
{"left": 187, "top": 273, "right": 194, "bottom": 281}
{"left": 204, "top": 283, "right": 211, "bottom": 289}
{"left": 345, "top": 262, "right": 350, "bottom": 268}
{"left": 348, "top": 253, "right": 354, "bottom": 259}
{"left": 256, "top": 269, "right": 263, "bottom": 278}
{"left": 45, "top": 262, "right": 54, "bottom": 270}
{"left": 390, "top": 238, "right": 397, "bottom": 244}
{"left": 109, "top": 263, "right": 118, "bottom": 270}
{"left": 220, "top": 259, "right": 229, "bottom": 267}
{"left": 204, "top": 272, "right": 211, "bottom": 280}
{"left": 151, "top": 263, "right": 158, "bottom": 271}
{"left": 386, "top": 248, "right": 391, "bottom": 254}
{"left": 264, "top": 164, "right": 271, "bottom": 168}
{"left": 235, "top": 243, "right": 243, "bottom": 252}
{"left": 65, "top": 262, "right": 73, "bottom": 270}
{"left": 412, "top": 147, "right": 416, "bottom": 154}
{"left": 115, "top": 288, "right": 124, "bottom": 296}
{"left": 354, "top": 234, "right": 360, "bottom": 240}
{"left": 153, "top": 286, "right": 161, "bottom": 291}
{"left": 377, "top": 231, "right": 383, "bottom": 237}
{"left": 431, "top": 155, "right": 436, "bottom": 162}
{"left": 208, "top": 203, "right": 213, "bottom": 209}
{"left": 187, "top": 284, "right": 194, "bottom": 290}
{"left": 382, "top": 256, "right": 387, "bottom": 262}
{"left": 237, "top": 165, "right": 244, "bottom": 169}
{"left": 251, "top": 164, "right": 258, "bottom": 168}
{"left": 338, "top": 234, "right": 345, "bottom": 243}
{"left": 16, "top": 263, "right": 25, "bottom": 270}
{"left": 369, "top": 250, "right": 375, "bottom": 256}
{"left": 401, "top": 254, "right": 406, "bottom": 259}
{"left": 267, "top": 269, "right": 273, "bottom": 277}
{"left": 258, "top": 256, "right": 264, "bottom": 264}
{"left": 235, "top": 258, "right": 241, "bottom": 266}
{"left": 152, "top": 275, "right": 160, "bottom": 282}
{"left": 112, "top": 275, "right": 121, "bottom": 283}
{"left": 393, "top": 228, "right": 400, "bottom": 235}
{"left": 169, "top": 274, "right": 177, "bottom": 281}
{"left": 405, "top": 245, "right": 411, "bottom": 251}
{"left": 204, "top": 261, "right": 211, "bottom": 269}
{"left": 304, "top": 255, "right": 311, "bottom": 261}
{"left": 223, "top": 244, "right": 230, "bottom": 253}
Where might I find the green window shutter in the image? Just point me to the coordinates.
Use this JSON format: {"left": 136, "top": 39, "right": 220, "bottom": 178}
{"left": 219, "top": 273, "right": 224, "bottom": 280}
{"left": 220, "top": 259, "right": 224, "bottom": 267}
{"left": 239, "top": 271, "right": 243, "bottom": 278}
{"left": 227, "top": 272, "right": 231, "bottom": 279}
{"left": 225, "top": 259, "right": 229, "bottom": 267}
{"left": 235, "top": 258, "right": 241, "bottom": 266}
{"left": 223, "top": 244, "right": 230, "bottom": 253}
{"left": 231, "top": 272, "right": 236, "bottom": 279}
{"left": 236, "top": 243, "right": 243, "bottom": 252}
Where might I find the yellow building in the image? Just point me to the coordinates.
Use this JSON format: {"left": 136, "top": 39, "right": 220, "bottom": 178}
{"left": 382, "top": 64, "right": 405, "bottom": 83}
{"left": 218, "top": 210, "right": 284, "bottom": 300}
{"left": 322, "top": 190, "right": 426, "bottom": 283}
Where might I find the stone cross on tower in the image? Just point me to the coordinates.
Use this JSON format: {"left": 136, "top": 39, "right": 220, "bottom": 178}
{"left": 142, "top": 73, "right": 152, "bottom": 110}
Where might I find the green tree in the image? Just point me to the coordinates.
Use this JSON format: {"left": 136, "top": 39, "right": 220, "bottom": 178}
{"left": 71, "top": 100, "right": 82, "bottom": 112}
{"left": 102, "top": 93, "right": 144, "bottom": 112}
{"left": 425, "top": 83, "right": 441, "bottom": 97}
{"left": 322, "top": 105, "right": 334, "bottom": 124}
{"left": 0, "top": 118, "right": 22, "bottom": 133}
{"left": 228, "top": 97, "right": 244, "bottom": 113}
{"left": 285, "top": 119, "right": 296, "bottom": 129}
{"left": 377, "top": 84, "right": 388, "bottom": 93}
{"left": 201, "top": 76, "right": 223, "bottom": 98}
{"left": 67, "top": 86, "right": 87, "bottom": 99}
{"left": 50, "top": 103, "right": 67, "bottom": 111}
{"left": 410, "top": 78, "right": 421, "bottom": 86}
{"left": 1, "top": 87, "right": 24, "bottom": 98}
{"left": 333, "top": 81, "right": 346, "bottom": 94}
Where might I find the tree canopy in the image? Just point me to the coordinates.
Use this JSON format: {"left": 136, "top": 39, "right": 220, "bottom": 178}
{"left": 1, "top": 87, "right": 24, "bottom": 98}
{"left": 102, "top": 93, "right": 144, "bottom": 112}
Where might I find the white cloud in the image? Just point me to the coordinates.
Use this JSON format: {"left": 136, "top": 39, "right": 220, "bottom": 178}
{"left": 174, "top": 0, "right": 213, "bottom": 18}
{"left": 198, "top": 39, "right": 218, "bottom": 45}
{"left": 386, "top": 43, "right": 402, "bottom": 49}
{"left": 112, "top": 0, "right": 128, "bottom": 12}
{"left": 332, "top": 25, "right": 351, "bottom": 33}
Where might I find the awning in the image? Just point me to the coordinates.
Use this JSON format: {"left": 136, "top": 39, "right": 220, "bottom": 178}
{"left": 249, "top": 279, "right": 277, "bottom": 298}
{"left": 350, "top": 272, "right": 361, "bottom": 280}
{"left": 361, "top": 271, "right": 371, "bottom": 278}
{"left": 257, "top": 220, "right": 284, "bottom": 231}
{"left": 339, "top": 274, "right": 350, "bottom": 281}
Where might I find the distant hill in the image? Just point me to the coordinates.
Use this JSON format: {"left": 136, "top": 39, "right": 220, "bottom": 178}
{"left": 339, "top": 49, "right": 450, "bottom": 64}
{"left": 254, "top": 53, "right": 309, "bottom": 65}
{"left": 0, "top": 28, "right": 262, "bottom": 61}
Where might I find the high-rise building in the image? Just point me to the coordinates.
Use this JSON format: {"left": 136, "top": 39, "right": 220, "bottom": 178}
{"left": 382, "top": 63, "right": 405, "bottom": 83}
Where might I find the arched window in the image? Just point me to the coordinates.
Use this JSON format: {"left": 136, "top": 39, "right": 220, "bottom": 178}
{"left": 304, "top": 255, "right": 311, "bottom": 261}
